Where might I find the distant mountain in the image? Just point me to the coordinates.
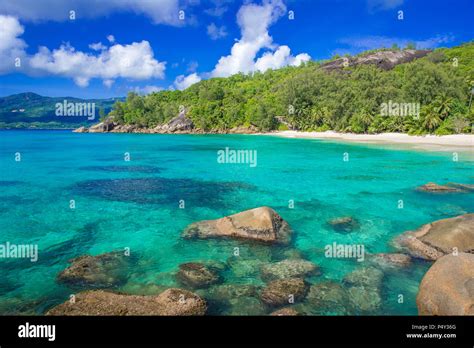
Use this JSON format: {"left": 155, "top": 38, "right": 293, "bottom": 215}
{"left": 0, "top": 92, "right": 124, "bottom": 129}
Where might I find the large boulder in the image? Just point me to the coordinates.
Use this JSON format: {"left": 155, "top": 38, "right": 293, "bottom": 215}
{"left": 176, "top": 262, "right": 221, "bottom": 289}
{"left": 260, "top": 259, "right": 319, "bottom": 281}
{"left": 155, "top": 109, "right": 194, "bottom": 133}
{"left": 393, "top": 214, "right": 474, "bottom": 260}
{"left": 46, "top": 288, "right": 207, "bottom": 316}
{"left": 57, "top": 251, "right": 131, "bottom": 288}
{"left": 417, "top": 253, "right": 474, "bottom": 315}
{"left": 261, "top": 278, "right": 308, "bottom": 307}
{"left": 72, "top": 126, "right": 88, "bottom": 133}
{"left": 183, "top": 207, "right": 292, "bottom": 244}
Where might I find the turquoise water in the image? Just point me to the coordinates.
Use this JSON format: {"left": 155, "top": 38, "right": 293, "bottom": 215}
{"left": 0, "top": 130, "right": 473, "bottom": 315}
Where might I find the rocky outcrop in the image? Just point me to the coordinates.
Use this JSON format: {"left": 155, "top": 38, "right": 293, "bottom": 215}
{"left": 416, "top": 182, "right": 464, "bottom": 193}
{"left": 176, "top": 262, "right": 221, "bottom": 289}
{"left": 72, "top": 126, "right": 88, "bottom": 133}
{"left": 328, "top": 216, "right": 359, "bottom": 233}
{"left": 261, "top": 278, "right": 308, "bottom": 307}
{"left": 46, "top": 288, "right": 207, "bottom": 316}
{"left": 183, "top": 207, "right": 292, "bottom": 244}
{"left": 321, "top": 49, "right": 430, "bottom": 72}
{"left": 154, "top": 109, "right": 194, "bottom": 133}
{"left": 260, "top": 259, "right": 319, "bottom": 281}
{"left": 57, "top": 251, "right": 131, "bottom": 288}
{"left": 393, "top": 214, "right": 474, "bottom": 261}
{"left": 417, "top": 253, "right": 474, "bottom": 315}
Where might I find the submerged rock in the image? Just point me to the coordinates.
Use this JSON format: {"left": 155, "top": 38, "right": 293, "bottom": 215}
{"left": 343, "top": 266, "right": 384, "bottom": 289}
{"left": 227, "top": 296, "right": 267, "bottom": 316}
{"left": 369, "top": 253, "right": 412, "bottom": 270}
{"left": 447, "top": 183, "right": 474, "bottom": 192}
{"left": 328, "top": 216, "right": 359, "bottom": 233}
{"left": 227, "top": 257, "right": 266, "bottom": 278}
{"left": 261, "top": 278, "right": 308, "bottom": 307}
{"left": 260, "top": 259, "right": 319, "bottom": 281}
{"left": 347, "top": 286, "right": 382, "bottom": 313}
{"left": 270, "top": 307, "right": 300, "bottom": 316}
{"left": 417, "top": 253, "right": 474, "bottom": 315}
{"left": 306, "top": 281, "right": 351, "bottom": 315}
{"left": 176, "top": 262, "right": 221, "bottom": 289}
{"left": 183, "top": 207, "right": 292, "bottom": 244}
{"left": 416, "top": 182, "right": 463, "bottom": 193}
{"left": 343, "top": 267, "right": 383, "bottom": 313}
{"left": 57, "top": 251, "right": 131, "bottom": 288}
{"left": 393, "top": 214, "right": 474, "bottom": 261}
{"left": 206, "top": 284, "right": 259, "bottom": 302}
{"left": 47, "top": 288, "right": 207, "bottom": 316}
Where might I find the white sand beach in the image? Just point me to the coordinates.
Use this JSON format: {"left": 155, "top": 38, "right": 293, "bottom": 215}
{"left": 264, "top": 131, "right": 474, "bottom": 152}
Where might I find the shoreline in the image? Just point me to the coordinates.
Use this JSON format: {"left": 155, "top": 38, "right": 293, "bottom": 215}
{"left": 262, "top": 131, "right": 474, "bottom": 152}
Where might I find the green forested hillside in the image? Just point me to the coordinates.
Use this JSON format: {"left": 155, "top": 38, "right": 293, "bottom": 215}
{"left": 0, "top": 93, "right": 121, "bottom": 129}
{"left": 109, "top": 42, "right": 474, "bottom": 135}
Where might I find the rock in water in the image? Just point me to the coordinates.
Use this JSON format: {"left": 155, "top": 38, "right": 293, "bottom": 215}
{"left": 46, "top": 288, "right": 207, "bottom": 316}
{"left": 176, "top": 262, "right": 221, "bottom": 289}
{"left": 343, "top": 267, "right": 384, "bottom": 313}
{"left": 417, "top": 253, "right": 474, "bottom": 315}
{"left": 393, "top": 214, "right": 474, "bottom": 260}
{"left": 270, "top": 307, "right": 300, "bottom": 316}
{"left": 343, "top": 267, "right": 384, "bottom": 289}
{"left": 261, "top": 278, "right": 308, "bottom": 307}
{"left": 306, "top": 282, "right": 351, "bottom": 315}
{"left": 260, "top": 259, "right": 319, "bottom": 281}
{"left": 369, "top": 253, "right": 412, "bottom": 270}
{"left": 57, "top": 251, "right": 131, "bottom": 288}
{"left": 72, "top": 126, "right": 88, "bottom": 133}
{"left": 182, "top": 207, "right": 292, "bottom": 244}
{"left": 328, "top": 216, "right": 359, "bottom": 233}
{"left": 416, "top": 182, "right": 463, "bottom": 193}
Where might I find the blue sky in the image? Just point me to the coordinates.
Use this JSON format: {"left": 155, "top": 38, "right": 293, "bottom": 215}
{"left": 0, "top": 0, "right": 472, "bottom": 99}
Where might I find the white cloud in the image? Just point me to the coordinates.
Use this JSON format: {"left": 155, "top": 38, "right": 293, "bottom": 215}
{"left": 174, "top": 72, "right": 201, "bottom": 90}
{"left": 207, "top": 23, "right": 228, "bottom": 40}
{"left": 0, "top": 0, "right": 191, "bottom": 26}
{"left": 338, "top": 34, "right": 455, "bottom": 51}
{"left": 255, "top": 45, "right": 310, "bottom": 71}
{"left": 89, "top": 42, "right": 107, "bottom": 51}
{"left": 107, "top": 35, "right": 115, "bottom": 43}
{"left": 367, "top": 0, "right": 404, "bottom": 11}
{"left": 204, "top": 0, "right": 232, "bottom": 17}
{"left": 29, "top": 40, "right": 166, "bottom": 87}
{"left": 211, "top": 0, "right": 310, "bottom": 77}
{"left": 0, "top": 15, "right": 27, "bottom": 74}
{"left": 134, "top": 85, "right": 164, "bottom": 95}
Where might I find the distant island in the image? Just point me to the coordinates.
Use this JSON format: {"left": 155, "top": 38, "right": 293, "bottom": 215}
{"left": 0, "top": 92, "right": 122, "bottom": 129}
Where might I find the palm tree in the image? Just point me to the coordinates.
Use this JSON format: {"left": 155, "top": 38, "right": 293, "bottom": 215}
{"left": 433, "top": 96, "right": 453, "bottom": 120}
{"left": 423, "top": 106, "right": 442, "bottom": 132}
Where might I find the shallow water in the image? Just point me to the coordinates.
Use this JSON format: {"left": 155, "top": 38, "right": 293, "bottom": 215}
{"left": 0, "top": 130, "right": 473, "bottom": 315}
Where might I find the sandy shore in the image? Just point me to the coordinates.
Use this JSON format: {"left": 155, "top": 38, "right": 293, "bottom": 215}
{"left": 263, "top": 131, "right": 474, "bottom": 152}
